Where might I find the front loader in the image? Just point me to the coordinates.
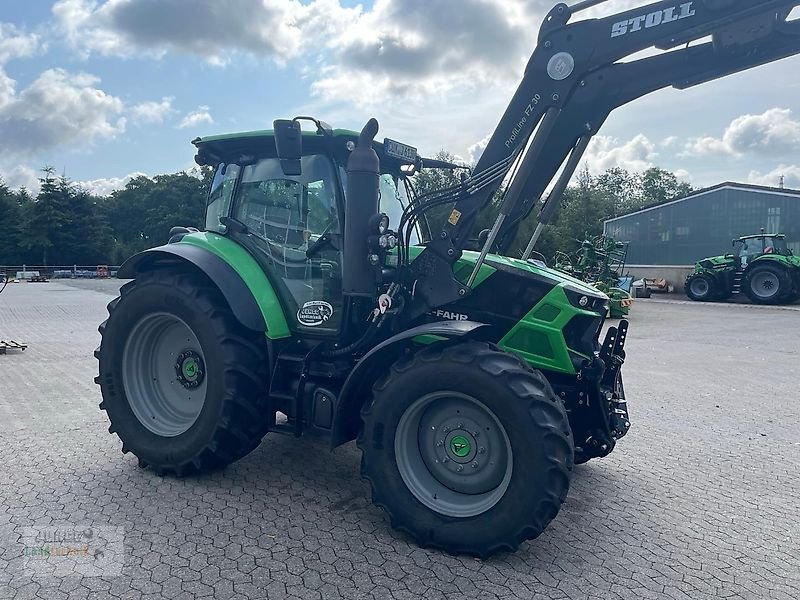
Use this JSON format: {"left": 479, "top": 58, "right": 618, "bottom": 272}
{"left": 95, "top": 0, "right": 800, "bottom": 557}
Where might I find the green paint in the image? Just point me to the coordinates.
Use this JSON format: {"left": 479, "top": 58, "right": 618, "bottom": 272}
{"left": 182, "top": 357, "right": 198, "bottom": 380}
{"left": 178, "top": 232, "right": 291, "bottom": 339}
{"left": 500, "top": 285, "right": 600, "bottom": 375}
{"left": 450, "top": 435, "right": 471, "bottom": 458}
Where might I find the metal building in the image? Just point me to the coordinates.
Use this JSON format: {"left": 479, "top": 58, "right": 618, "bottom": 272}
{"left": 604, "top": 182, "right": 800, "bottom": 280}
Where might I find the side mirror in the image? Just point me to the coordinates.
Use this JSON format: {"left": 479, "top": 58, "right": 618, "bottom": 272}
{"left": 274, "top": 119, "right": 302, "bottom": 176}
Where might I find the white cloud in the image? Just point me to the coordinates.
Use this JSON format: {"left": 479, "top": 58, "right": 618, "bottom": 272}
{"left": 131, "top": 96, "right": 173, "bottom": 124}
{"left": 0, "top": 164, "right": 40, "bottom": 193}
{"left": 0, "top": 23, "right": 42, "bottom": 63}
{"left": 178, "top": 105, "right": 213, "bottom": 129}
{"left": 0, "top": 69, "right": 125, "bottom": 155}
{"left": 0, "top": 23, "right": 45, "bottom": 110}
{"left": 53, "top": 0, "right": 358, "bottom": 65}
{"left": 311, "top": 0, "right": 548, "bottom": 106}
{"left": 747, "top": 165, "right": 800, "bottom": 190}
{"left": 467, "top": 134, "right": 492, "bottom": 165}
{"left": 684, "top": 108, "right": 800, "bottom": 157}
{"left": 583, "top": 134, "right": 659, "bottom": 174}
{"left": 77, "top": 171, "right": 146, "bottom": 196}
{"left": 0, "top": 68, "right": 126, "bottom": 157}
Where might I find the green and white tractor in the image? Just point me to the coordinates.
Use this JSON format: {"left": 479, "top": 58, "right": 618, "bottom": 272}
{"left": 95, "top": 1, "right": 800, "bottom": 556}
{"left": 685, "top": 233, "right": 800, "bottom": 305}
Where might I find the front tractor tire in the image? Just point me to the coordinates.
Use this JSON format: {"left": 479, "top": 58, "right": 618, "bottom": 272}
{"left": 684, "top": 272, "right": 717, "bottom": 302}
{"left": 96, "top": 270, "right": 270, "bottom": 476}
{"left": 744, "top": 264, "right": 791, "bottom": 305}
{"left": 359, "top": 342, "right": 574, "bottom": 558}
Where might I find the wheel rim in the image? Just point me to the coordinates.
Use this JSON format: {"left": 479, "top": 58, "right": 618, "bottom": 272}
{"left": 394, "top": 392, "right": 513, "bottom": 518}
{"left": 690, "top": 277, "right": 709, "bottom": 297}
{"left": 751, "top": 271, "right": 780, "bottom": 299}
{"left": 122, "top": 313, "right": 207, "bottom": 437}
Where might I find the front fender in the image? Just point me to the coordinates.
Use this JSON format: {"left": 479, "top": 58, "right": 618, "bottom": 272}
{"left": 118, "top": 235, "right": 290, "bottom": 338}
{"left": 330, "top": 320, "right": 490, "bottom": 448}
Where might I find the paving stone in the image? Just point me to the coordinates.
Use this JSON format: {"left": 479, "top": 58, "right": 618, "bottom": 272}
{"left": 0, "top": 279, "right": 798, "bottom": 599}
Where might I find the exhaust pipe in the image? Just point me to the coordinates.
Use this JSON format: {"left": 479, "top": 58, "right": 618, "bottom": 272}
{"left": 343, "top": 119, "right": 381, "bottom": 296}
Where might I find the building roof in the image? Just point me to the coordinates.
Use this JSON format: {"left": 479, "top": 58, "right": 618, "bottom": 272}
{"left": 604, "top": 181, "right": 800, "bottom": 224}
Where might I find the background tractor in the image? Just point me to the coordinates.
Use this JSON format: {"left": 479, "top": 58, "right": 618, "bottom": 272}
{"left": 95, "top": 1, "right": 800, "bottom": 556}
{"left": 554, "top": 235, "right": 633, "bottom": 318}
{"left": 685, "top": 233, "right": 800, "bottom": 305}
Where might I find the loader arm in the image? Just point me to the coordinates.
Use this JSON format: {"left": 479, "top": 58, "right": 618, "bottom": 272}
{"left": 404, "top": 0, "right": 800, "bottom": 316}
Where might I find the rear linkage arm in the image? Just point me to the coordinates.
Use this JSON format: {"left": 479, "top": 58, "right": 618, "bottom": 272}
{"left": 404, "top": 0, "right": 800, "bottom": 318}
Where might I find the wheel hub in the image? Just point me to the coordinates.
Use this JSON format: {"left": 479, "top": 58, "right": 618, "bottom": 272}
{"left": 447, "top": 433, "right": 473, "bottom": 460}
{"left": 175, "top": 350, "right": 205, "bottom": 389}
{"left": 122, "top": 313, "right": 207, "bottom": 437}
{"left": 752, "top": 271, "right": 780, "bottom": 298}
{"left": 691, "top": 279, "right": 709, "bottom": 296}
{"left": 394, "top": 392, "right": 513, "bottom": 518}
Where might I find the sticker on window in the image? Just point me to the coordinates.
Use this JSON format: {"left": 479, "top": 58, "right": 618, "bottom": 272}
{"left": 297, "top": 301, "right": 334, "bottom": 327}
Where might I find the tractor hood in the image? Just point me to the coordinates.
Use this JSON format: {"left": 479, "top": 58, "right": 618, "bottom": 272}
{"left": 479, "top": 252, "right": 609, "bottom": 300}
{"left": 399, "top": 246, "right": 608, "bottom": 302}
{"left": 409, "top": 248, "right": 610, "bottom": 375}
{"left": 697, "top": 254, "right": 735, "bottom": 270}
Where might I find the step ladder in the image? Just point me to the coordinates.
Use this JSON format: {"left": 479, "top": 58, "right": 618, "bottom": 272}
{"left": 267, "top": 345, "right": 319, "bottom": 436}
{"left": 732, "top": 269, "right": 744, "bottom": 295}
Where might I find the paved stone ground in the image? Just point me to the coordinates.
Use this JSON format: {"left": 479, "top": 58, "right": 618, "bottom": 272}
{"left": 0, "top": 279, "right": 798, "bottom": 599}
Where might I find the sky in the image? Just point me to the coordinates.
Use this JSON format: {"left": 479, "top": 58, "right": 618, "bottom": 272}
{"left": 0, "top": 0, "right": 799, "bottom": 196}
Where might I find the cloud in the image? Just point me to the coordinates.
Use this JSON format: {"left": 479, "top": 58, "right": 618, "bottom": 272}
{"left": 0, "top": 164, "right": 40, "bottom": 193}
{"left": 0, "top": 23, "right": 45, "bottom": 110}
{"left": 684, "top": 108, "right": 800, "bottom": 157}
{"left": 131, "top": 96, "right": 173, "bottom": 124}
{"left": 583, "top": 134, "right": 659, "bottom": 174}
{"left": 53, "top": 0, "right": 358, "bottom": 65}
{"left": 0, "top": 68, "right": 126, "bottom": 157}
{"left": 77, "top": 171, "right": 146, "bottom": 196}
{"left": 311, "top": 0, "right": 552, "bottom": 106}
{"left": 747, "top": 165, "right": 800, "bottom": 189}
{"left": 467, "top": 134, "right": 492, "bottom": 165}
{"left": 178, "top": 105, "right": 213, "bottom": 129}
{"left": 0, "top": 23, "right": 42, "bottom": 63}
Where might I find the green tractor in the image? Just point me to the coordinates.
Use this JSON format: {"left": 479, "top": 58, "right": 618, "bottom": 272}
{"left": 554, "top": 235, "right": 633, "bottom": 318}
{"left": 685, "top": 233, "right": 800, "bottom": 305}
{"left": 94, "top": 1, "right": 800, "bottom": 556}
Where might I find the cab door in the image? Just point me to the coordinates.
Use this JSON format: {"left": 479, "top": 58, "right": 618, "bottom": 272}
{"left": 232, "top": 154, "right": 344, "bottom": 334}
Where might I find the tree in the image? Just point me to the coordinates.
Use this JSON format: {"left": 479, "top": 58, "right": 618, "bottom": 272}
{"left": 103, "top": 171, "right": 208, "bottom": 264}
{"left": 22, "top": 168, "right": 71, "bottom": 265}
{"left": 639, "top": 167, "right": 692, "bottom": 207}
{"left": 0, "top": 179, "right": 24, "bottom": 265}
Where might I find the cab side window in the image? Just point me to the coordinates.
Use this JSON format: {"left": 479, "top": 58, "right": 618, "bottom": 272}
{"left": 205, "top": 164, "right": 240, "bottom": 233}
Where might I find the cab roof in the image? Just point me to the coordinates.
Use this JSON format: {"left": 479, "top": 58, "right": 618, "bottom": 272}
{"left": 192, "top": 128, "right": 412, "bottom": 175}
{"left": 738, "top": 233, "right": 785, "bottom": 240}
{"left": 194, "top": 128, "right": 359, "bottom": 145}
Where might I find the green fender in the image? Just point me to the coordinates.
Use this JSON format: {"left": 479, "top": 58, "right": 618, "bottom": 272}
{"left": 118, "top": 232, "right": 291, "bottom": 339}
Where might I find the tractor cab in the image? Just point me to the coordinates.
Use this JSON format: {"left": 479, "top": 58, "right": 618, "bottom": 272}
{"left": 732, "top": 234, "right": 791, "bottom": 268}
{"left": 194, "top": 123, "right": 431, "bottom": 335}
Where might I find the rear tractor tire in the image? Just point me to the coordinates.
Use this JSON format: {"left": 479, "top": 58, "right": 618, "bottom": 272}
{"left": 744, "top": 264, "right": 791, "bottom": 305}
{"left": 684, "top": 273, "right": 717, "bottom": 302}
{"left": 358, "top": 342, "right": 574, "bottom": 558}
{"left": 95, "top": 270, "right": 271, "bottom": 476}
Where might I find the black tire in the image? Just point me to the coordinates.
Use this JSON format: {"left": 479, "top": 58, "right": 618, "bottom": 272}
{"left": 744, "top": 264, "right": 791, "bottom": 305}
{"left": 358, "top": 342, "right": 573, "bottom": 558}
{"left": 95, "top": 269, "right": 270, "bottom": 476}
{"left": 684, "top": 273, "right": 717, "bottom": 302}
